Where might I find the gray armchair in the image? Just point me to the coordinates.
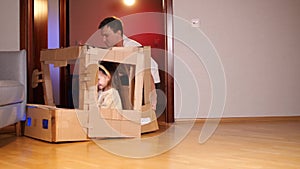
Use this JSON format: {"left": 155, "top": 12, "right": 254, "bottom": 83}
{"left": 0, "top": 50, "right": 27, "bottom": 134}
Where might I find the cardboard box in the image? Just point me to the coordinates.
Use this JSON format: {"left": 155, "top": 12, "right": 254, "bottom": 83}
{"left": 141, "top": 105, "right": 159, "bottom": 133}
{"left": 88, "top": 108, "right": 141, "bottom": 138}
{"left": 83, "top": 106, "right": 158, "bottom": 138}
{"left": 77, "top": 46, "right": 159, "bottom": 135}
{"left": 35, "top": 46, "right": 159, "bottom": 139}
{"left": 24, "top": 104, "right": 89, "bottom": 142}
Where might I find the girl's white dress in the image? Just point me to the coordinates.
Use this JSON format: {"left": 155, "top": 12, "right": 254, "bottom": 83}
{"left": 98, "top": 88, "right": 122, "bottom": 109}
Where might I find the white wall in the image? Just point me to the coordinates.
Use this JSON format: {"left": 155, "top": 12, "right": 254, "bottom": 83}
{"left": 0, "top": 0, "right": 19, "bottom": 50}
{"left": 174, "top": 0, "right": 300, "bottom": 118}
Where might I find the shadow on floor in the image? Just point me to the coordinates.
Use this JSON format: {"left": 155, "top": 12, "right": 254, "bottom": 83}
{"left": 0, "top": 133, "right": 17, "bottom": 147}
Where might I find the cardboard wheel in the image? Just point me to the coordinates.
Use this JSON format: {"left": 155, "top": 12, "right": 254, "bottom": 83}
{"left": 32, "top": 69, "right": 43, "bottom": 88}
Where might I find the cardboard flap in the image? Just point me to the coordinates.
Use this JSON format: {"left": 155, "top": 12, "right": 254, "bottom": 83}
{"left": 99, "top": 108, "right": 140, "bottom": 123}
{"left": 27, "top": 104, "right": 57, "bottom": 110}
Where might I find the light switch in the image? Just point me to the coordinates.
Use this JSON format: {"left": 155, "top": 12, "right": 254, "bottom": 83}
{"left": 191, "top": 18, "right": 200, "bottom": 27}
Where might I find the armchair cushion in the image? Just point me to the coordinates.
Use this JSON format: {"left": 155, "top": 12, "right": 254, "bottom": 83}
{"left": 0, "top": 80, "right": 24, "bottom": 106}
{"left": 0, "top": 50, "right": 27, "bottom": 129}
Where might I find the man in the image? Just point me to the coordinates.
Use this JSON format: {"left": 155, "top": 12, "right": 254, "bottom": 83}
{"left": 98, "top": 16, "right": 160, "bottom": 110}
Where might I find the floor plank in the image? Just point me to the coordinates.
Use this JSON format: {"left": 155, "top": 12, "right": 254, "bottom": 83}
{"left": 0, "top": 118, "right": 300, "bottom": 169}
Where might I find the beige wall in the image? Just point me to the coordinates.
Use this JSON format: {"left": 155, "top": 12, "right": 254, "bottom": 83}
{"left": 0, "top": 0, "right": 19, "bottom": 51}
{"left": 174, "top": 0, "right": 300, "bottom": 118}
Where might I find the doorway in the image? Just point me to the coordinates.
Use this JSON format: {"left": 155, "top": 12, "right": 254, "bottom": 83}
{"left": 20, "top": 0, "right": 174, "bottom": 123}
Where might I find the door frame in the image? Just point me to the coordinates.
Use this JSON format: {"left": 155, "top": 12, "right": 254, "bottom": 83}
{"left": 163, "top": 0, "right": 174, "bottom": 123}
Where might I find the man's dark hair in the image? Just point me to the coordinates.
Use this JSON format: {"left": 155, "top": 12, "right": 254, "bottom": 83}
{"left": 98, "top": 16, "right": 123, "bottom": 36}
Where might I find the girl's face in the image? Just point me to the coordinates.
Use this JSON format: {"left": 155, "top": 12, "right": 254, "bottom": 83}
{"left": 98, "top": 70, "right": 110, "bottom": 91}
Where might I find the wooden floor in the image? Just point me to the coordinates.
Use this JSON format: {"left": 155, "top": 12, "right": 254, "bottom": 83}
{"left": 0, "top": 117, "right": 300, "bottom": 169}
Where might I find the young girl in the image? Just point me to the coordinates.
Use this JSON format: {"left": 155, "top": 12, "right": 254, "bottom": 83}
{"left": 97, "top": 62, "right": 122, "bottom": 110}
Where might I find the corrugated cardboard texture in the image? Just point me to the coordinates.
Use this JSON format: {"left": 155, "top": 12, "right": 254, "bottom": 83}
{"left": 24, "top": 104, "right": 89, "bottom": 142}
